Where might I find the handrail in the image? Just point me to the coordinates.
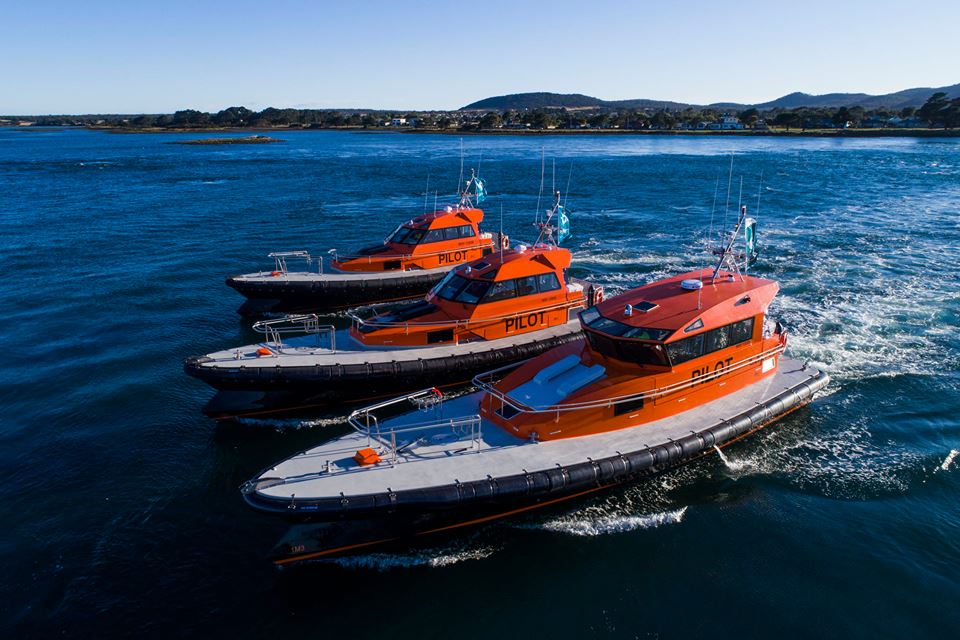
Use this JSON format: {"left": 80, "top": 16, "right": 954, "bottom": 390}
{"left": 473, "top": 343, "right": 787, "bottom": 415}
{"left": 347, "top": 297, "right": 585, "bottom": 332}
{"left": 252, "top": 314, "right": 337, "bottom": 351}
{"left": 348, "top": 388, "right": 482, "bottom": 461}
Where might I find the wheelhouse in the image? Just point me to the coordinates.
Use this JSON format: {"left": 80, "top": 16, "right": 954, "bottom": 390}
{"left": 332, "top": 206, "right": 498, "bottom": 273}
{"left": 349, "top": 244, "right": 599, "bottom": 347}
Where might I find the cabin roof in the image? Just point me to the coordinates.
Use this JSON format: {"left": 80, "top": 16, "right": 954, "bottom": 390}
{"left": 463, "top": 244, "right": 571, "bottom": 281}
{"left": 592, "top": 269, "right": 778, "bottom": 339}
{"left": 410, "top": 206, "right": 483, "bottom": 229}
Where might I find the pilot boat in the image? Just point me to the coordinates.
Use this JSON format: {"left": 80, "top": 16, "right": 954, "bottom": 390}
{"left": 226, "top": 171, "right": 505, "bottom": 315}
{"left": 241, "top": 204, "right": 829, "bottom": 563}
{"left": 186, "top": 198, "right": 601, "bottom": 419}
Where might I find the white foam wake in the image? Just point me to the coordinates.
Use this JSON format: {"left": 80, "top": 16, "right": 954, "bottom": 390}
{"left": 940, "top": 449, "right": 959, "bottom": 472}
{"left": 233, "top": 415, "right": 347, "bottom": 430}
{"left": 537, "top": 507, "right": 688, "bottom": 537}
{"left": 328, "top": 545, "right": 496, "bottom": 571}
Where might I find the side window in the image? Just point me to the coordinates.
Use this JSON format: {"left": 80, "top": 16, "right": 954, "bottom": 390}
{"left": 459, "top": 225, "right": 476, "bottom": 238}
{"left": 454, "top": 280, "right": 490, "bottom": 304}
{"left": 705, "top": 325, "right": 731, "bottom": 353}
{"left": 483, "top": 279, "right": 517, "bottom": 303}
{"left": 443, "top": 227, "right": 460, "bottom": 241}
{"left": 537, "top": 272, "right": 561, "bottom": 292}
{"left": 729, "top": 317, "right": 754, "bottom": 344}
{"left": 403, "top": 229, "right": 425, "bottom": 245}
{"left": 422, "top": 229, "right": 445, "bottom": 243}
{"left": 516, "top": 276, "right": 538, "bottom": 297}
{"left": 666, "top": 333, "right": 704, "bottom": 365}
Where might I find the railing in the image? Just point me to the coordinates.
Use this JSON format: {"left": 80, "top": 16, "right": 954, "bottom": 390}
{"left": 267, "top": 251, "right": 320, "bottom": 274}
{"left": 348, "top": 388, "right": 483, "bottom": 462}
{"left": 252, "top": 314, "right": 337, "bottom": 351}
{"left": 473, "top": 343, "right": 787, "bottom": 416}
{"left": 346, "top": 298, "right": 585, "bottom": 336}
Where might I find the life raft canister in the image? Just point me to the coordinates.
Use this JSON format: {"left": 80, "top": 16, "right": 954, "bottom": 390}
{"left": 354, "top": 448, "right": 381, "bottom": 466}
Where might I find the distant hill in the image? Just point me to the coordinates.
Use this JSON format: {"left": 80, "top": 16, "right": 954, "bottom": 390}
{"left": 462, "top": 83, "right": 960, "bottom": 111}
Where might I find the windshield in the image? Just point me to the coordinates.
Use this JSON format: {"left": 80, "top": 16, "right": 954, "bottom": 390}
{"left": 432, "top": 272, "right": 491, "bottom": 304}
{"left": 390, "top": 226, "right": 425, "bottom": 245}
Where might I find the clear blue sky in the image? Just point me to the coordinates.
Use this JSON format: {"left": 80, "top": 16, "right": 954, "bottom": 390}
{"left": 2, "top": 0, "right": 958, "bottom": 114}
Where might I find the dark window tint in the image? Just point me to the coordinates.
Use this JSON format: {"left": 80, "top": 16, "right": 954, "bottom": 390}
{"left": 614, "top": 397, "right": 645, "bottom": 416}
{"left": 537, "top": 272, "right": 561, "bottom": 292}
{"left": 483, "top": 279, "right": 517, "bottom": 303}
{"left": 454, "top": 279, "right": 490, "bottom": 304}
{"left": 618, "top": 340, "right": 670, "bottom": 366}
{"left": 516, "top": 275, "right": 539, "bottom": 297}
{"left": 705, "top": 325, "right": 731, "bottom": 353}
{"left": 684, "top": 318, "right": 704, "bottom": 333}
{"left": 729, "top": 317, "right": 754, "bottom": 344}
{"left": 435, "top": 274, "right": 469, "bottom": 301}
{"left": 459, "top": 225, "right": 476, "bottom": 238}
{"left": 666, "top": 333, "right": 705, "bottom": 365}
{"left": 443, "top": 227, "right": 460, "bottom": 241}
{"left": 399, "top": 229, "right": 425, "bottom": 245}
{"left": 422, "top": 229, "right": 446, "bottom": 243}
{"left": 586, "top": 330, "right": 619, "bottom": 360}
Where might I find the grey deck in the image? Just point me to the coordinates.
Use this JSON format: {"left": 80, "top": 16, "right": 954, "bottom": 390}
{"left": 254, "top": 357, "right": 825, "bottom": 500}
{"left": 198, "top": 320, "right": 582, "bottom": 370}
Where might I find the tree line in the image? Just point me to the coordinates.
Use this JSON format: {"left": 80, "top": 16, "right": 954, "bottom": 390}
{"left": 11, "top": 92, "right": 959, "bottom": 131}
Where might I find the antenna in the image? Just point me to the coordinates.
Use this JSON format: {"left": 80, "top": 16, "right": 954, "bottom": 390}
{"left": 723, "top": 153, "right": 733, "bottom": 230}
{"left": 499, "top": 203, "right": 504, "bottom": 261}
{"left": 424, "top": 173, "right": 430, "bottom": 213}
{"left": 535, "top": 148, "right": 545, "bottom": 226}
{"left": 433, "top": 191, "right": 438, "bottom": 213}
{"left": 563, "top": 162, "right": 573, "bottom": 207}
{"left": 457, "top": 138, "right": 464, "bottom": 198}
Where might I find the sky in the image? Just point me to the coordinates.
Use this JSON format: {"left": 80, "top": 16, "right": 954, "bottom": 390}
{"left": 1, "top": 0, "right": 958, "bottom": 114}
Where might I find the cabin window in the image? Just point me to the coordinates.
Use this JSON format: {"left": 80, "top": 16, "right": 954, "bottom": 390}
{"left": 583, "top": 314, "right": 671, "bottom": 341}
{"left": 427, "top": 328, "right": 454, "bottom": 344}
{"left": 422, "top": 229, "right": 446, "bottom": 243}
{"left": 516, "top": 275, "right": 539, "bottom": 297}
{"left": 537, "top": 272, "right": 561, "bottom": 292}
{"left": 684, "top": 319, "right": 704, "bottom": 333}
{"left": 389, "top": 227, "right": 414, "bottom": 243}
{"left": 435, "top": 274, "right": 469, "bottom": 301}
{"left": 705, "top": 325, "right": 731, "bottom": 353}
{"left": 586, "top": 330, "right": 619, "bottom": 360}
{"left": 614, "top": 396, "right": 644, "bottom": 416}
{"left": 729, "top": 317, "right": 755, "bottom": 344}
{"left": 443, "top": 227, "right": 460, "bottom": 241}
{"left": 483, "top": 279, "right": 517, "bottom": 303}
{"left": 398, "top": 228, "right": 425, "bottom": 245}
{"left": 617, "top": 340, "right": 670, "bottom": 366}
{"left": 454, "top": 279, "right": 490, "bottom": 304}
{"left": 459, "top": 225, "right": 476, "bottom": 238}
{"left": 665, "top": 333, "right": 705, "bottom": 365}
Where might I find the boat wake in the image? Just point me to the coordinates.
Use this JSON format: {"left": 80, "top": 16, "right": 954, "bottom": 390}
{"left": 535, "top": 508, "right": 688, "bottom": 537}
{"left": 326, "top": 541, "right": 497, "bottom": 571}
{"left": 232, "top": 415, "right": 348, "bottom": 430}
{"left": 939, "top": 449, "right": 959, "bottom": 472}
{"left": 709, "top": 418, "right": 926, "bottom": 498}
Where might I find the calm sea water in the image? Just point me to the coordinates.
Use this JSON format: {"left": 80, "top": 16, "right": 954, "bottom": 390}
{"left": 1, "top": 128, "right": 958, "bottom": 638}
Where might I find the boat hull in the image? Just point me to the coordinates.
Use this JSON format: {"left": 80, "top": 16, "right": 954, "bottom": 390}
{"left": 260, "top": 364, "right": 827, "bottom": 564}
{"left": 245, "top": 360, "right": 827, "bottom": 522}
{"left": 186, "top": 327, "right": 583, "bottom": 419}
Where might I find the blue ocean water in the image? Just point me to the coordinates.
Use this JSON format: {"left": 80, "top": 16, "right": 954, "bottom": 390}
{"left": 1, "top": 128, "right": 958, "bottom": 638}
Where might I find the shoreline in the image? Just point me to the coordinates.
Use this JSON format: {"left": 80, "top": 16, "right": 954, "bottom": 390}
{"left": 3, "top": 124, "right": 958, "bottom": 139}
